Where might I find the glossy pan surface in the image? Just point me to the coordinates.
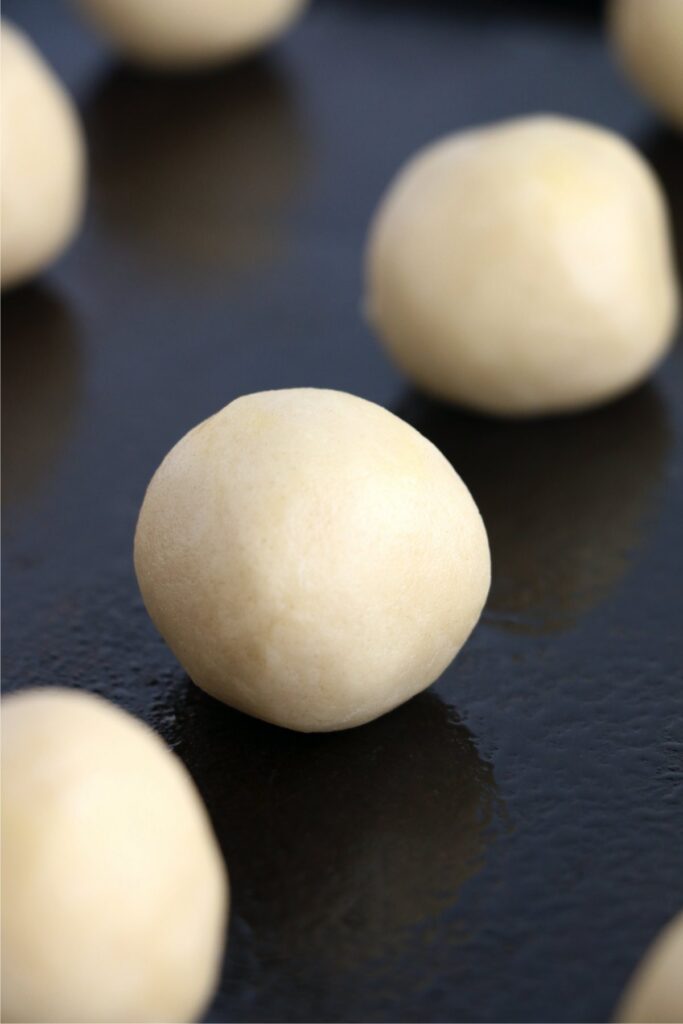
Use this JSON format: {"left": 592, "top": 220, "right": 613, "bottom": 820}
{"left": 3, "top": 2, "right": 682, "bottom": 1021}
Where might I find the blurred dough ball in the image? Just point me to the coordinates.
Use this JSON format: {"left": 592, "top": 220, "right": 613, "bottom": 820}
{"left": 1, "top": 688, "right": 228, "bottom": 1024}
{"left": 610, "top": 0, "right": 683, "bottom": 129}
{"left": 1, "top": 22, "right": 86, "bottom": 290}
{"left": 366, "top": 115, "right": 679, "bottom": 417}
{"left": 616, "top": 910, "right": 683, "bottom": 1023}
{"left": 134, "top": 388, "right": 490, "bottom": 733}
{"left": 75, "top": 0, "right": 308, "bottom": 69}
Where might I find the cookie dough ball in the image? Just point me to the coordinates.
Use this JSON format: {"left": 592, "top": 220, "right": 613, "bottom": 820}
{"left": 1, "top": 688, "right": 228, "bottom": 1024}
{"left": 1, "top": 22, "right": 86, "bottom": 290}
{"left": 134, "top": 388, "right": 490, "bottom": 732}
{"left": 75, "top": 0, "right": 308, "bottom": 69}
{"left": 616, "top": 910, "right": 683, "bottom": 1022}
{"left": 366, "top": 115, "right": 679, "bottom": 417}
{"left": 610, "top": 0, "right": 683, "bottom": 130}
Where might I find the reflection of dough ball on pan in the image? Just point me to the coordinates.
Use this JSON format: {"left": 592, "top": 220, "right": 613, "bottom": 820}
{"left": 76, "top": 0, "right": 308, "bottom": 69}
{"left": 85, "top": 62, "right": 308, "bottom": 278}
{"left": 2, "top": 288, "right": 82, "bottom": 504}
{"left": 398, "top": 385, "right": 670, "bottom": 634}
{"left": 173, "top": 689, "right": 507, "bottom": 969}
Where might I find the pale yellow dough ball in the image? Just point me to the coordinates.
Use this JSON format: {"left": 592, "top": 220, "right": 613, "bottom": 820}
{"left": 615, "top": 910, "right": 683, "bottom": 1023}
{"left": 1, "top": 22, "right": 86, "bottom": 290}
{"left": 366, "top": 115, "right": 679, "bottom": 417}
{"left": 134, "top": 389, "right": 491, "bottom": 732}
{"left": 1, "top": 688, "right": 228, "bottom": 1024}
{"left": 76, "top": 0, "right": 308, "bottom": 69}
{"left": 610, "top": 0, "right": 683, "bottom": 129}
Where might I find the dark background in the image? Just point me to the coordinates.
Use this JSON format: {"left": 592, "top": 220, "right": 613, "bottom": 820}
{"left": 3, "top": 1, "right": 682, "bottom": 1021}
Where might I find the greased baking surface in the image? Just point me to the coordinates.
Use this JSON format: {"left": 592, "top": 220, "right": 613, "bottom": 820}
{"left": 2, "top": 1, "right": 682, "bottom": 1022}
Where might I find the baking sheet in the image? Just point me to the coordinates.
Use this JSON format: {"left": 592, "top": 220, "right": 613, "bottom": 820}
{"left": 3, "top": 2, "right": 683, "bottom": 1021}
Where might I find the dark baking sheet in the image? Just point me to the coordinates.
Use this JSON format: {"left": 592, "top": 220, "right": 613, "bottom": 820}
{"left": 2, "top": 2, "right": 683, "bottom": 1022}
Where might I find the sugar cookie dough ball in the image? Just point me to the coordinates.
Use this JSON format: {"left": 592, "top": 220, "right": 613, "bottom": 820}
{"left": 134, "top": 388, "right": 491, "bottom": 733}
{"left": 366, "top": 115, "right": 679, "bottom": 417}
{"left": 76, "top": 0, "right": 308, "bottom": 69}
{"left": 610, "top": 0, "right": 683, "bottom": 129}
{"left": 1, "top": 22, "right": 86, "bottom": 290}
{"left": 615, "top": 910, "right": 683, "bottom": 1023}
{"left": 1, "top": 688, "right": 228, "bottom": 1024}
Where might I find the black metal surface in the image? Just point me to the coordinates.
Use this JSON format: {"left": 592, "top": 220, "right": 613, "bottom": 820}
{"left": 2, "top": 2, "right": 682, "bottom": 1022}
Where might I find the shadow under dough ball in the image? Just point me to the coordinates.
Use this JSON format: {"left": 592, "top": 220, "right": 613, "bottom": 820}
{"left": 1, "top": 688, "right": 228, "bottom": 1024}
{"left": 75, "top": 0, "right": 308, "bottom": 70}
{"left": 134, "top": 389, "right": 491, "bottom": 732}
{"left": 83, "top": 60, "right": 308, "bottom": 280}
{"left": 2, "top": 286, "right": 83, "bottom": 505}
{"left": 366, "top": 115, "right": 679, "bottom": 416}
{"left": 398, "top": 384, "right": 671, "bottom": 634}
{"left": 171, "top": 688, "right": 507, "bottom": 974}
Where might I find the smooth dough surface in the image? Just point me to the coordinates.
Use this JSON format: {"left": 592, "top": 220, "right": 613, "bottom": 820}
{"left": 366, "top": 115, "right": 679, "bottom": 417}
{"left": 610, "top": 0, "right": 683, "bottom": 129}
{"left": 134, "top": 388, "right": 491, "bottom": 732}
{"left": 1, "top": 688, "right": 228, "bottom": 1024}
{"left": 76, "top": 0, "right": 308, "bottom": 68}
{"left": 615, "top": 910, "right": 683, "bottom": 1023}
{"left": 1, "top": 22, "right": 85, "bottom": 290}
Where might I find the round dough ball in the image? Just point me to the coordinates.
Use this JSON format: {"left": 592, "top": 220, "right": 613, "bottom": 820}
{"left": 1, "top": 22, "right": 86, "bottom": 290}
{"left": 366, "top": 115, "right": 679, "bottom": 417}
{"left": 134, "top": 388, "right": 491, "bottom": 733}
{"left": 75, "top": 0, "right": 308, "bottom": 69}
{"left": 609, "top": 0, "right": 683, "bottom": 129}
{"left": 615, "top": 910, "right": 683, "bottom": 1023}
{"left": 1, "top": 688, "right": 228, "bottom": 1024}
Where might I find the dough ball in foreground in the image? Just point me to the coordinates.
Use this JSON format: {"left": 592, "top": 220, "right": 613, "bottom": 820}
{"left": 609, "top": 0, "right": 683, "bottom": 129}
{"left": 1, "top": 22, "right": 86, "bottom": 290}
{"left": 366, "top": 115, "right": 679, "bottom": 417}
{"left": 134, "top": 388, "right": 491, "bottom": 732}
{"left": 75, "top": 0, "right": 308, "bottom": 69}
{"left": 1, "top": 688, "right": 228, "bottom": 1024}
{"left": 615, "top": 910, "right": 683, "bottom": 1022}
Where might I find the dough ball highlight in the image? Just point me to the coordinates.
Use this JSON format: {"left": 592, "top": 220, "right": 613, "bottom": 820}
{"left": 1, "top": 22, "right": 86, "bottom": 290}
{"left": 609, "top": 0, "right": 683, "bottom": 129}
{"left": 134, "top": 388, "right": 491, "bottom": 732}
{"left": 75, "top": 0, "right": 308, "bottom": 69}
{"left": 615, "top": 910, "right": 683, "bottom": 1023}
{"left": 1, "top": 688, "right": 228, "bottom": 1024}
{"left": 366, "top": 115, "right": 679, "bottom": 417}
